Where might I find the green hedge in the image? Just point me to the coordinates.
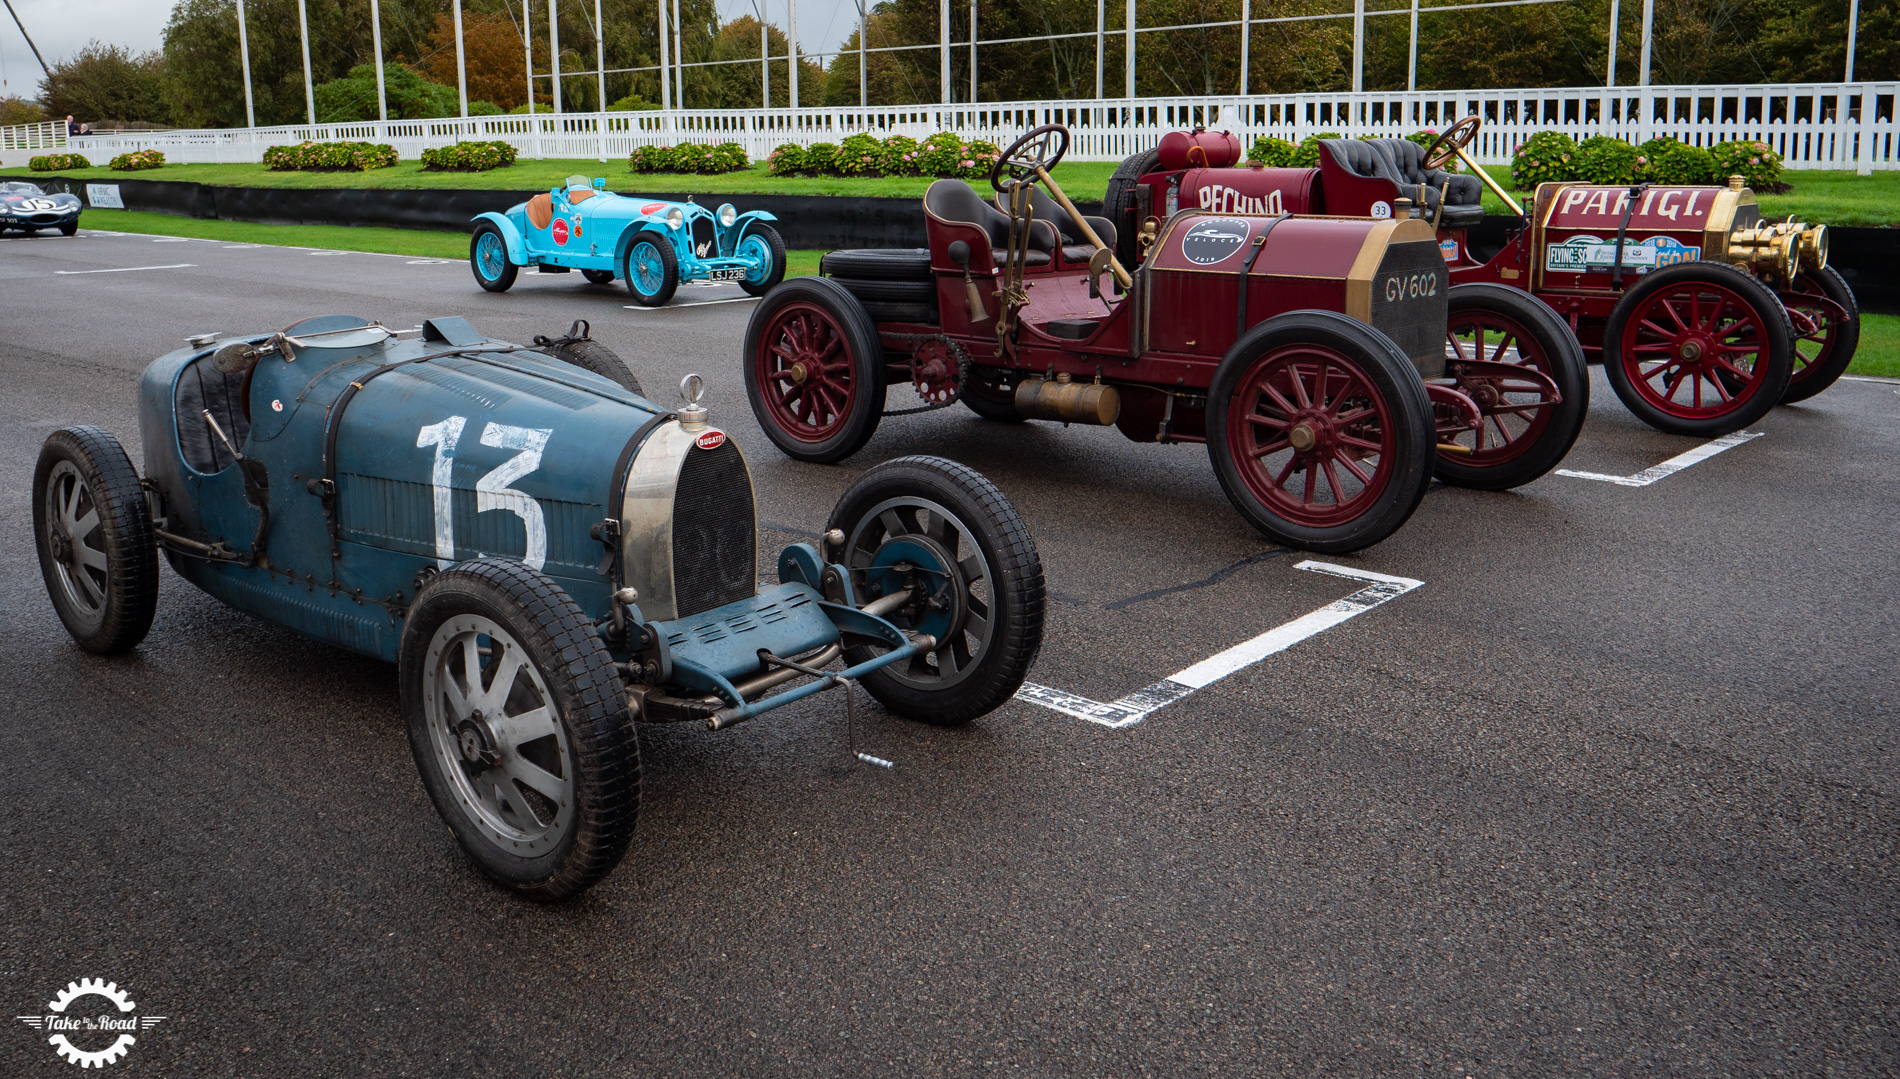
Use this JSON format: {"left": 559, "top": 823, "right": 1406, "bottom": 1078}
{"left": 1506, "top": 132, "right": 1781, "bottom": 190}
{"left": 627, "top": 142, "right": 749, "bottom": 175}
{"left": 29, "top": 153, "right": 90, "bottom": 171}
{"left": 109, "top": 149, "right": 165, "bottom": 171}
{"left": 419, "top": 140, "right": 518, "bottom": 172}
{"left": 262, "top": 140, "right": 399, "bottom": 172}
{"left": 766, "top": 132, "right": 999, "bottom": 179}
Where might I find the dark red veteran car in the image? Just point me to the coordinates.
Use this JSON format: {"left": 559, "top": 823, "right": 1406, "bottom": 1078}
{"left": 741, "top": 124, "right": 1588, "bottom": 555}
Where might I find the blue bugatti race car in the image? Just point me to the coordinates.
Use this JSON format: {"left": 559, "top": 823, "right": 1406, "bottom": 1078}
{"left": 471, "top": 176, "right": 786, "bottom": 306}
{"left": 32, "top": 314, "right": 1044, "bottom": 900}
{"left": 0, "top": 180, "right": 81, "bottom": 235}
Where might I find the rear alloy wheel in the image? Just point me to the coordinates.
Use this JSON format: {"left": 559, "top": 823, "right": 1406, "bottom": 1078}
{"left": 737, "top": 224, "right": 787, "bottom": 296}
{"left": 743, "top": 277, "right": 886, "bottom": 463}
{"left": 1777, "top": 265, "right": 1859, "bottom": 404}
{"left": 32, "top": 426, "right": 160, "bottom": 654}
{"left": 469, "top": 223, "right": 518, "bottom": 292}
{"left": 1207, "top": 311, "right": 1434, "bottom": 553}
{"left": 401, "top": 558, "right": 639, "bottom": 902}
{"left": 1603, "top": 262, "right": 1793, "bottom": 437}
{"left": 622, "top": 231, "right": 679, "bottom": 306}
{"left": 1434, "top": 283, "right": 1588, "bottom": 490}
{"left": 829, "top": 456, "right": 1044, "bottom": 726}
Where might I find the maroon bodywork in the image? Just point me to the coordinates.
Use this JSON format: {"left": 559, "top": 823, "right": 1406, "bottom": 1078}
{"left": 1107, "top": 125, "right": 1853, "bottom": 436}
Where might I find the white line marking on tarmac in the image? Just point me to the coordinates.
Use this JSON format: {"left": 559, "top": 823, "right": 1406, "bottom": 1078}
{"left": 407, "top": 259, "right": 454, "bottom": 265}
{"left": 54, "top": 263, "right": 196, "bottom": 275}
{"left": 622, "top": 296, "right": 759, "bottom": 311}
{"left": 151, "top": 237, "right": 191, "bottom": 242}
{"left": 1554, "top": 430, "right": 1762, "bottom": 487}
{"left": 1014, "top": 560, "right": 1424, "bottom": 729}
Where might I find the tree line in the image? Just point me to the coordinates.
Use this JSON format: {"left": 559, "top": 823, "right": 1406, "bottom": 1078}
{"left": 3, "top": 0, "right": 1891, "bottom": 128}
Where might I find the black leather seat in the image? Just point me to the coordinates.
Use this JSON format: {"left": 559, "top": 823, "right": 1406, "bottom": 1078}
{"left": 1321, "top": 138, "right": 1486, "bottom": 227}
{"left": 175, "top": 354, "right": 250, "bottom": 474}
{"left": 925, "top": 180, "right": 1050, "bottom": 266}
{"left": 996, "top": 185, "right": 1120, "bottom": 263}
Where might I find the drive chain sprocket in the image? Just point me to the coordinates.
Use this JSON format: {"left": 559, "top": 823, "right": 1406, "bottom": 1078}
{"left": 882, "top": 334, "right": 973, "bottom": 417}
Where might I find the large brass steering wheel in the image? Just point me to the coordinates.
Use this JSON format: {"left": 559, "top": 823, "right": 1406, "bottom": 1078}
{"left": 1422, "top": 115, "right": 1481, "bottom": 172}
{"left": 990, "top": 124, "right": 1069, "bottom": 192}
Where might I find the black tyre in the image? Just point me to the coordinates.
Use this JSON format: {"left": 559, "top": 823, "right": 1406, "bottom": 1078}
{"left": 828, "top": 456, "right": 1044, "bottom": 726}
{"left": 622, "top": 230, "right": 679, "bottom": 306}
{"left": 1434, "top": 283, "right": 1589, "bottom": 490}
{"left": 1103, "top": 147, "right": 1161, "bottom": 268}
{"left": 737, "top": 223, "right": 787, "bottom": 296}
{"left": 820, "top": 248, "right": 932, "bottom": 280}
{"left": 542, "top": 337, "right": 643, "bottom": 396}
{"left": 470, "top": 222, "right": 518, "bottom": 293}
{"left": 830, "top": 276, "right": 935, "bottom": 303}
{"left": 1603, "top": 261, "right": 1794, "bottom": 437}
{"left": 400, "top": 558, "right": 639, "bottom": 902}
{"left": 581, "top": 268, "right": 616, "bottom": 285}
{"left": 1207, "top": 311, "right": 1435, "bottom": 553}
{"left": 33, "top": 426, "right": 159, "bottom": 654}
{"left": 59, "top": 220, "right": 79, "bottom": 236}
{"left": 1778, "top": 264, "right": 1859, "bottom": 404}
{"left": 960, "top": 374, "right": 1023, "bottom": 422}
{"left": 861, "top": 300, "right": 938, "bottom": 324}
{"left": 743, "top": 276, "right": 887, "bottom": 463}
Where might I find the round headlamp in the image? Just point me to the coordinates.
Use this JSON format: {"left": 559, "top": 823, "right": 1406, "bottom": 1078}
{"left": 665, "top": 207, "right": 685, "bottom": 231}
{"left": 717, "top": 203, "right": 738, "bottom": 228}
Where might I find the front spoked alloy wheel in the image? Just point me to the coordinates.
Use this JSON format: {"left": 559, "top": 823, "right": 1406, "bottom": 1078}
{"left": 830, "top": 456, "right": 1044, "bottom": 726}
{"left": 422, "top": 613, "right": 576, "bottom": 859}
{"left": 401, "top": 558, "right": 639, "bottom": 901}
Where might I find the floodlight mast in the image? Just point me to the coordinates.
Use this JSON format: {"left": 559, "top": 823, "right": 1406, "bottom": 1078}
{"left": 0, "top": 0, "right": 47, "bottom": 75}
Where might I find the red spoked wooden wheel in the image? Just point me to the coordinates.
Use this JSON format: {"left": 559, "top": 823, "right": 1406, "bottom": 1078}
{"left": 1776, "top": 265, "right": 1859, "bottom": 404}
{"left": 742, "top": 277, "right": 885, "bottom": 463}
{"left": 1431, "top": 282, "right": 1590, "bottom": 491}
{"left": 1226, "top": 344, "right": 1398, "bottom": 529}
{"left": 1603, "top": 263, "right": 1793, "bottom": 436}
{"left": 1440, "top": 309, "right": 1557, "bottom": 466}
{"left": 756, "top": 301, "right": 859, "bottom": 442}
{"left": 1207, "top": 312, "right": 1433, "bottom": 553}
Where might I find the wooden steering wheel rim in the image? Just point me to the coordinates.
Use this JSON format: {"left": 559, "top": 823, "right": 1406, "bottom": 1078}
{"left": 1423, "top": 115, "right": 1482, "bottom": 171}
{"left": 990, "top": 124, "right": 1070, "bottom": 192}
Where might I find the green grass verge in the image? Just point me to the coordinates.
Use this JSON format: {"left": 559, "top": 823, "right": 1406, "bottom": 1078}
{"left": 11, "top": 159, "right": 1894, "bottom": 224}
{"left": 4, "top": 159, "right": 1121, "bottom": 200}
{"left": 1852, "top": 313, "right": 1900, "bottom": 378}
{"left": 76, "top": 207, "right": 828, "bottom": 277}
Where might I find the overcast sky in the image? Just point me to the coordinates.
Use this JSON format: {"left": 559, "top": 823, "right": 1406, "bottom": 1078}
{"left": 0, "top": 0, "right": 868, "bottom": 101}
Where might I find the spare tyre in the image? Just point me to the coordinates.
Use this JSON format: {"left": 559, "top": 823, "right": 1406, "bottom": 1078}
{"left": 1103, "top": 148, "right": 1161, "bottom": 268}
{"left": 821, "top": 248, "right": 932, "bottom": 280}
{"left": 830, "top": 277, "right": 935, "bottom": 303}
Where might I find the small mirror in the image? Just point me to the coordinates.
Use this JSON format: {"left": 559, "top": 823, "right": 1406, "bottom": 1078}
{"left": 593, "top": 177, "right": 606, "bottom": 189}
{"left": 212, "top": 341, "right": 260, "bottom": 374}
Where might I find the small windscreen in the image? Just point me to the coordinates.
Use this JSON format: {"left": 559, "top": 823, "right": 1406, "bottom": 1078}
{"left": 1, "top": 182, "right": 43, "bottom": 195}
{"left": 566, "top": 174, "right": 591, "bottom": 190}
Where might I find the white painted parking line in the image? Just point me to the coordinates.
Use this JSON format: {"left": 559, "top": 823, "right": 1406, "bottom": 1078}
{"left": 406, "top": 259, "right": 454, "bottom": 265}
{"left": 1015, "top": 560, "right": 1425, "bottom": 729}
{"left": 54, "top": 263, "right": 196, "bottom": 275}
{"left": 622, "top": 296, "right": 759, "bottom": 311}
{"left": 152, "top": 237, "right": 191, "bottom": 243}
{"left": 1555, "top": 430, "right": 1763, "bottom": 487}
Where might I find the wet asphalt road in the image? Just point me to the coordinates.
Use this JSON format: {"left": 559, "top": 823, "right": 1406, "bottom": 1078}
{"left": 1, "top": 228, "right": 1895, "bottom": 1077}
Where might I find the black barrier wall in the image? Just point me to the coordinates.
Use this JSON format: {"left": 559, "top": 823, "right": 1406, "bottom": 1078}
{"left": 11, "top": 173, "right": 1894, "bottom": 314}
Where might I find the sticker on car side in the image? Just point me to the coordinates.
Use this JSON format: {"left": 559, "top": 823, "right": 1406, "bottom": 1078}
{"left": 1180, "top": 217, "right": 1250, "bottom": 265}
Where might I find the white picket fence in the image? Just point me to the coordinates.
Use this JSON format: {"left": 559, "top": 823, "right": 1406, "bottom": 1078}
{"left": 7, "top": 83, "right": 1894, "bottom": 171}
{"left": 1, "top": 121, "right": 68, "bottom": 153}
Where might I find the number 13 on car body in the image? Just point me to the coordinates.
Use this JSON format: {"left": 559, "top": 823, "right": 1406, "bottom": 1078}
{"left": 417, "top": 417, "right": 555, "bottom": 570}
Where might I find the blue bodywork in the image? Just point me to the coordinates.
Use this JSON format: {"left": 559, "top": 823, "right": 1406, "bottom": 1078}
{"left": 0, "top": 181, "right": 81, "bottom": 230}
{"left": 135, "top": 314, "right": 925, "bottom": 722}
{"left": 473, "top": 178, "right": 779, "bottom": 298}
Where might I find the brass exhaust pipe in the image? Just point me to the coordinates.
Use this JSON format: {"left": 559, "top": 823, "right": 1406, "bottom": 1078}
{"left": 1014, "top": 373, "right": 1121, "bottom": 425}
